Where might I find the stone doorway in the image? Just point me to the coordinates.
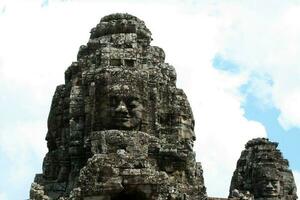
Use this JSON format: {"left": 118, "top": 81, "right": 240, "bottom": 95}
{"left": 111, "top": 190, "right": 148, "bottom": 200}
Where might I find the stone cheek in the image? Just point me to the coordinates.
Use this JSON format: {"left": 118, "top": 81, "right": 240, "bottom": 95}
{"left": 30, "top": 13, "right": 206, "bottom": 200}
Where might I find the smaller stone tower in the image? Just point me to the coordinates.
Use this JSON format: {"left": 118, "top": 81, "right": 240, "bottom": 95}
{"left": 229, "top": 138, "right": 297, "bottom": 200}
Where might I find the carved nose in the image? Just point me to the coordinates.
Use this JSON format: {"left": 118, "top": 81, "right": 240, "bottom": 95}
{"left": 115, "top": 100, "right": 128, "bottom": 114}
{"left": 266, "top": 182, "right": 274, "bottom": 189}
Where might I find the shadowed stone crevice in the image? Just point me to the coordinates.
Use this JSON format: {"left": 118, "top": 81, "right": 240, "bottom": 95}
{"left": 111, "top": 189, "right": 148, "bottom": 200}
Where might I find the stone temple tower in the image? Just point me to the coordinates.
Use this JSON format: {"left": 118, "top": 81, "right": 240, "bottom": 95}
{"left": 30, "top": 13, "right": 207, "bottom": 200}
{"left": 229, "top": 138, "right": 297, "bottom": 200}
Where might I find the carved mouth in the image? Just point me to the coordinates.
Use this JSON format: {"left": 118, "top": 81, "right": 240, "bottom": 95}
{"left": 266, "top": 189, "right": 276, "bottom": 192}
{"left": 113, "top": 117, "right": 130, "bottom": 122}
{"left": 263, "top": 189, "right": 278, "bottom": 196}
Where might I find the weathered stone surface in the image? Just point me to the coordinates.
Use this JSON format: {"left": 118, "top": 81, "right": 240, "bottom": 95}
{"left": 30, "top": 13, "right": 206, "bottom": 200}
{"left": 30, "top": 13, "right": 298, "bottom": 200}
{"left": 30, "top": 183, "right": 51, "bottom": 200}
{"left": 229, "top": 138, "right": 298, "bottom": 200}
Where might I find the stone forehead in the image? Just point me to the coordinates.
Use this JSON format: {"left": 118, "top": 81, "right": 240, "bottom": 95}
{"left": 100, "top": 13, "right": 143, "bottom": 23}
{"left": 243, "top": 139, "right": 286, "bottom": 171}
{"left": 96, "top": 68, "right": 147, "bottom": 82}
{"left": 96, "top": 71, "right": 145, "bottom": 95}
{"left": 91, "top": 13, "right": 152, "bottom": 40}
{"left": 104, "top": 84, "right": 142, "bottom": 97}
{"left": 245, "top": 137, "right": 278, "bottom": 149}
{"left": 253, "top": 165, "right": 281, "bottom": 180}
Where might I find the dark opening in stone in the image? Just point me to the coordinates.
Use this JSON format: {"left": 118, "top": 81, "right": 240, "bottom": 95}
{"left": 124, "top": 43, "right": 133, "bottom": 48}
{"left": 111, "top": 190, "right": 148, "bottom": 200}
{"left": 110, "top": 59, "right": 122, "bottom": 66}
{"left": 124, "top": 59, "right": 135, "bottom": 67}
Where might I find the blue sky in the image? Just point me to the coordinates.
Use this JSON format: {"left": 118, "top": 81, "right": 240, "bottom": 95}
{"left": 213, "top": 55, "right": 300, "bottom": 170}
{"left": 0, "top": 0, "right": 300, "bottom": 199}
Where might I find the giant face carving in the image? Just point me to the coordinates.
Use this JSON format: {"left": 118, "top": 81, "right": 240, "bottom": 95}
{"left": 178, "top": 111, "right": 195, "bottom": 141}
{"left": 97, "top": 84, "right": 144, "bottom": 131}
{"left": 175, "top": 91, "right": 195, "bottom": 141}
{"left": 256, "top": 179, "right": 280, "bottom": 197}
{"left": 253, "top": 167, "right": 281, "bottom": 198}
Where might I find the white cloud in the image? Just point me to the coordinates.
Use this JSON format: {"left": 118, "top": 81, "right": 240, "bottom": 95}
{"left": 294, "top": 170, "right": 300, "bottom": 197}
{"left": 0, "top": 193, "right": 8, "bottom": 200}
{"left": 215, "top": 2, "right": 300, "bottom": 130}
{"left": 191, "top": 68, "right": 267, "bottom": 196}
{"left": 0, "top": 121, "right": 47, "bottom": 181}
{"left": 0, "top": 120, "right": 47, "bottom": 199}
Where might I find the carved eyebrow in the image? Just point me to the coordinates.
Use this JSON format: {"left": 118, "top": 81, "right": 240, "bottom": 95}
{"left": 109, "top": 96, "right": 120, "bottom": 104}
{"left": 129, "top": 100, "right": 140, "bottom": 105}
{"left": 271, "top": 180, "right": 279, "bottom": 182}
{"left": 127, "top": 96, "right": 139, "bottom": 101}
{"left": 109, "top": 95, "right": 118, "bottom": 99}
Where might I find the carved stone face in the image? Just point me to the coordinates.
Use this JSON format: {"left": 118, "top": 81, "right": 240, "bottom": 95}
{"left": 256, "top": 179, "right": 280, "bottom": 197}
{"left": 176, "top": 92, "right": 195, "bottom": 141}
{"left": 253, "top": 168, "right": 281, "bottom": 198}
{"left": 97, "top": 85, "right": 144, "bottom": 130}
{"left": 178, "top": 113, "right": 195, "bottom": 140}
{"left": 109, "top": 95, "right": 143, "bottom": 130}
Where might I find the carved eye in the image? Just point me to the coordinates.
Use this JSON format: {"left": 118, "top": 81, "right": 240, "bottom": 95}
{"left": 128, "top": 99, "right": 140, "bottom": 109}
{"left": 182, "top": 115, "right": 188, "bottom": 120}
{"left": 271, "top": 180, "right": 279, "bottom": 186}
{"left": 110, "top": 96, "right": 119, "bottom": 107}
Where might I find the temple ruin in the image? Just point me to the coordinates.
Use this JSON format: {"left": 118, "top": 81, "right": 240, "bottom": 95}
{"left": 30, "top": 13, "right": 297, "bottom": 200}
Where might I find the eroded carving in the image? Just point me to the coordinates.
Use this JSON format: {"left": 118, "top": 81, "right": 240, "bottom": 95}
{"left": 229, "top": 138, "right": 298, "bottom": 200}
{"left": 30, "top": 13, "right": 206, "bottom": 200}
